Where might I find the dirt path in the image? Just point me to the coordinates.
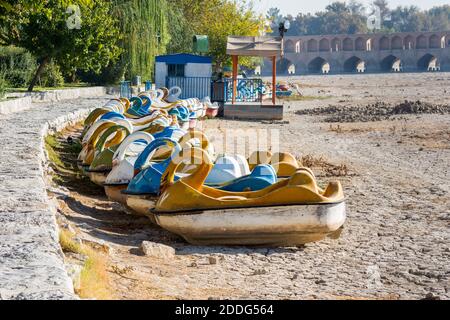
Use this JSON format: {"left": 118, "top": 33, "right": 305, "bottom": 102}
{"left": 50, "top": 73, "right": 449, "bottom": 300}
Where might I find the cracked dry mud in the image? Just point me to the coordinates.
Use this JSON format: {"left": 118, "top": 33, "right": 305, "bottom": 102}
{"left": 51, "top": 73, "right": 449, "bottom": 300}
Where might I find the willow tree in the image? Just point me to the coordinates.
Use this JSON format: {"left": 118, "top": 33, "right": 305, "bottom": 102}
{"left": 113, "top": 0, "right": 170, "bottom": 81}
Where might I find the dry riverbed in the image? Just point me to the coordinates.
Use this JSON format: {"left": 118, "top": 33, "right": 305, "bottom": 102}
{"left": 48, "top": 73, "right": 449, "bottom": 300}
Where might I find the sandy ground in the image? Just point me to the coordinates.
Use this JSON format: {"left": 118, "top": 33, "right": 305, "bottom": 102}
{"left": 52, "top": 73, "right": 449, "bottom": 300}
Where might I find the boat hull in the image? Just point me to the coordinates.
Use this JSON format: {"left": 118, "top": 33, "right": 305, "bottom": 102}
{"left": 104, "top": 184, "right": 128, "bottom": 204}
{"left": 154, "top": 202, "right": 346, "bottom": 246}
{"left": 206, "top": 107, "right": 219, "bottom": 119}
{"left": 125, "top": 193, "right": 159, "bottom": 223}
{"left": 89, "top": 170, "right": 110, "bottom": 186}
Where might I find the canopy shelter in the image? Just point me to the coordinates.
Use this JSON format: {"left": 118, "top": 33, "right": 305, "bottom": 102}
{"left": 226, "top": 36, "right": 282, "bottom": 105}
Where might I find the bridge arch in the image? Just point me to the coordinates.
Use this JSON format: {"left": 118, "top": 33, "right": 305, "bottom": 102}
{"left": 381, "top": 55, "right": 402, "bottom": 72}
{"left": 355, "top": 37, "right": 366, "bottom": 51}
{"left": 308, "top": 57, "right": 330, "bottom": 74}
{"left": 277, "top": 58, "right": 294, "bottom": 74}
{"left": 307, "top": 39, "right": 318, "bottom": 52}
{"left": 344, "top": 56, "right": 366, "bottom": 73}
{"left": 331, "top": 38, "right": 341, "bottom": 52}
{"left": 319, "top": 38, "right": 330, "bottom": 52}
{"left": 429, "top": 34, "right": 440, "bottom": 49}
{"left": 295, "top": 61, "right": 307, "bottom": 74}
{"left": 416, "top": 35, "right": 427, "bottom": 49}
{"left": 417, "top": 54, "right": 439, "bottom": 71}
{"left": 404, "top": 35, "right": 414, "bottom": 50}
{"left": 343, "top": 38, "right": 353, "bottom": 51}
{"left": 285, "top": 40, "right": 296, "bottom": 53}
{"left": 391, "top": 36, "right": 403, "bottom": 50}
{"left": 380, "top": 36, "right": 390, "bottom": 50}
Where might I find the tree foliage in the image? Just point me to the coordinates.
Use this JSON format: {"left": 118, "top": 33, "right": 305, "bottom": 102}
{"left": 268, "top": 1, "right": 450, "bottom": 36}
{"left": 171, "top": 0, "right": 266, "bottom": 70}
{"left": 166, "top": 4, "right": 195, "bottom": 54}
{"left": 112, "top": 0, "right": 170, "bottom": 81}
{"left": 0, "top": 46, "right": 36, "bottom": 87}
{"left": 1, "top": 0, "right": 267, "bottom": 86}
{"left": 1, "top": 0, "right": 121, "bottom": 91}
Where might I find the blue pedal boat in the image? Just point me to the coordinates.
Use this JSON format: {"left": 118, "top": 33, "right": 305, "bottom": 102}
{"left": 123, "top": 140, "right": 279, "bottom": 219}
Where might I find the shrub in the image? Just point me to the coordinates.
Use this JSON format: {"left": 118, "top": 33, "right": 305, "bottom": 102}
{"left": 40, "top": 61, "right": 65, "bottom": 87}
{"left": 0, "top": 46, "right": 37, "bottom": 88}
{"left": 77, "top": 60, "right": 126, "bottom": 85}
{"left": 0, "top": 72, "right": 7, "bottom": 99}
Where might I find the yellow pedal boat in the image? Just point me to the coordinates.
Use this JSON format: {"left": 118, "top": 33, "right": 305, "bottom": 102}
{"left": 152, "top": 148, "right": 346, "bottom": 246}
{"left": 248, "top": 151, "right": 302, "bottom": 177}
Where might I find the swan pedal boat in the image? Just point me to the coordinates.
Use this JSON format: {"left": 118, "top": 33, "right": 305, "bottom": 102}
{"left": 151, "top": 148, "right": 346, "bottom": 246}
{"left": 85, "top": 125, "right": 132, "bottom": 186}
{"left": 120, "top": 133, "right": 277, "bottom": 218}
{"left": 104, "top": 128, "right": 205, "bottom": 205}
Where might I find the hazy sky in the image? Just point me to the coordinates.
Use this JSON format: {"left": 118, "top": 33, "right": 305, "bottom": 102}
{"left": 254, "top": 0, "right": 450, "bottom": 15}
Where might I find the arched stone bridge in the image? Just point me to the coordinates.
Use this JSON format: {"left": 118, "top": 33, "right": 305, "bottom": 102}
{"left": 261, "top": 31, "right": 450, "bottom": 75}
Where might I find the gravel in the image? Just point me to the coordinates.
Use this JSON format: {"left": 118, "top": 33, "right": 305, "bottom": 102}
{"left": 296, "top": 100, "right": 450, "bottom": 123}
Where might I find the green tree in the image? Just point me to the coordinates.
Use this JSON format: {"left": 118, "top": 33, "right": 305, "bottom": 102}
{"left": 266, "top": 2, "right": 449, "bottom": 36}
{"left": 427, "top": 5, "right": 450, "bottom": 31}
{"left": 390, "top": 6, "right": 425, "bottom": 32}
{"left": 172, "top": 0, "right": 265, "bottom": 70}
{"left": 288, "top": 13, "right": 311, "bottom": 35}
{"left": 315, "top": 2, "right": 368, "bottom": 34}
{"left": 166, "top": 5, "right": 194, "bottom": 54}
{"left": 372, "top": 0, "right": 390, "bottom": 16}
{"left": 112, "top": 0, "right": 170, "bottom": 81}
{"left": 266, "top": 7, "right": 283, "bottom": 27}
{"left": 201, "top": 1, "right": 265, "bottom": 70}
{"left": 349, "top": 0, "right": 366, "bottom": 15}
{"left": 0, "top": 46, "right": 37, "bottom": 87}
{"left": 2, "top": 0, "right": 121, "bottom": 91}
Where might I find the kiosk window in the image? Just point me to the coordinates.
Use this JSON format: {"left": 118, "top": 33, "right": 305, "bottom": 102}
{"left": 168, "top": 64, "right": 185, "bottom": 77}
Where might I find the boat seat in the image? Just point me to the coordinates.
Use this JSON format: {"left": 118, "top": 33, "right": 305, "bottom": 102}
{"left": 270, "top": 152, "right": 301, "bottom": 177}
{"left": 248, "top": 151, "right": 272, "bottom": 170}
{"left": 287, "top": 170, "right": 319, "bottom": 193}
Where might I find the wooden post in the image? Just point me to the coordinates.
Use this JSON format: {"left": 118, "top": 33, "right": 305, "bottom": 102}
{"left": 272, "top": 56, "right": 276, "bottom": 105}
{"left": 232, "top": 55, "right": 238, "bottom": 105}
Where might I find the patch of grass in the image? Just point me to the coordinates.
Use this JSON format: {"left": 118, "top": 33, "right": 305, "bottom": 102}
{"left": 59, "top": 229, "right": 83, "bottom": 254}
{"left": 329, "top": 124, "right": 343, "bottom": 134}
{"left": 59, "top": 229, "right": 113, "bottom": 300}
{"left": 79, "top": 248, "right": 112, "bottom": 300}
{"left": 46, "top": 129, "right": 106, "bottom": 196}
{"left": 111, "top": 265, "right": 134, "bottom": 276}
{"left": 0, "top": 72, "right": 7, "bottom": 100}
{"left": 7, "top": 83, "right": 91, "bottom": 93}
{"left": 328, "top": 124, "right": 375, "bottom": 134}
{"left": 45, "top": 133, "right": 83, "bottom": 174}
{"left": 279, "top": 95, "right": 333, "bottom": 102}
{"left": 300, "top": 154, "right": 350, "bottom": 177}
{"left": 45, "top": 135, "right": 65, "bottom": 169}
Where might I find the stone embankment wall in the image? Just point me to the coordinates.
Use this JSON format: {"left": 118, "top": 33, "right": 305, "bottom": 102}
{"left": 1, "top": 86, "right": 118, "bottom": 115}
{"left": 0, "top": 90, "right": 111, "bottom": 299}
